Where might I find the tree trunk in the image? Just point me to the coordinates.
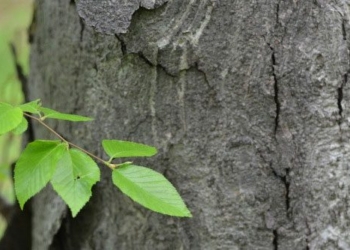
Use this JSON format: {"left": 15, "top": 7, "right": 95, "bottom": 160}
{"left": 26, "top": 0, "right": 350, "bottom": 249}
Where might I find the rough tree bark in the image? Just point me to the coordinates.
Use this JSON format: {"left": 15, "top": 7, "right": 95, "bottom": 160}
{"left": 21, "top": 0, "right": 350, "bottom": 249}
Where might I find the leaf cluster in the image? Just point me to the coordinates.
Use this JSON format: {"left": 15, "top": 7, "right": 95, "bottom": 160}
{"left": 0, "top": 100, "right": 191, "bottom": 217}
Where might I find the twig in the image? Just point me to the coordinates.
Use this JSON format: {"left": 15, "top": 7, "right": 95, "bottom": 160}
{"left": 23, "top": 113, "right": 111, "bottom": 168}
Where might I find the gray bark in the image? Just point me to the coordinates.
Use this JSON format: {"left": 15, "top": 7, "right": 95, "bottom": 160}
{"left": 27, "top": 0, "right": 350, "bottom": 249}
{"left": 76, "top": 0, "right": 169, "bottom": 34}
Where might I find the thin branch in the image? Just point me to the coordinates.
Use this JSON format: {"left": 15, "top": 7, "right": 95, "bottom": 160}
{"left": 67, "top": 141, "right": 109, "bottom": 167}
{"left": 24, "top": 113, "right": 110, "bottom": 167}
{"left": 24, "top": 113, "right": 66, "bottom": 142}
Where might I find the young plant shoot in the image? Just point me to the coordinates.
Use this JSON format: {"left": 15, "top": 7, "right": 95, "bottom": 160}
{"left": 0, "top": 100, "right": 192, "bottom": 218}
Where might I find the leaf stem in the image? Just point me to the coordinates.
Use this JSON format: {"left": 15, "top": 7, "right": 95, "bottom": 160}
{"left": 24, "top": 113, "right": 66, "bottom": 141}
{"left": 67, "top": 141, "right": 110, "bottom": 167}
{"left": 24, "top": 113, "right": 111, "bottom": 168}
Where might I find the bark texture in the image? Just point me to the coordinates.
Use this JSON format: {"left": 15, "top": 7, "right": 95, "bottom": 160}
{"left": 28, "top": 0, "right": 350, "bottom": 249}
{"left": 76, "top": 0, "right": 168, "bottom": 34}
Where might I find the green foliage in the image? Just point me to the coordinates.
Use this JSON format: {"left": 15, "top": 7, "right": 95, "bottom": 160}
{"left": 113, "top": 165, "right": 192, "bottom": 217}
{"left": 19, "top": 99, "right": 41, "bottom": 114}
{"left": 0, "top": 99, "right": 191, "bottom": 217}
{"left": 51, "top": 149, "right": 100, "bottom": 217}
{"left": 0, "top": 0, "right": 33, "bottom": 105}
{"left": 12, "top": 117, "right": 28, "bottom": 135}
{"left": 0, "top": 0, "right": 34, "bottom": 239}
{"left": 39, "top": 107, "right": 93, "bottom": 122}
{"left": 0, "top": 102, "right": 23, "bottom": 135}
{"left": 14, "top": 140, "right": 67, "bottom": 209}
{"left": 102, "top": 140, "right": 157, "bottom": 159}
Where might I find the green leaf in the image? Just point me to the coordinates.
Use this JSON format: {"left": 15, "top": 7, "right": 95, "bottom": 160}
{"left": 39, "top": 107, "right": 93, "bottom": 122}
{"left": 14, "top": 140, "right": 67, "bottom": 209}
{"left": 51, "top": 149, "right": 100, "bottom": 217}
{"left": 19, "top": 99, "right": 41, "bottom": 114}
{"left": 0, "top": 102, "right": 23, "bottom": 135}
{"left": 12, "top": 117, "right": 28, "bottom": 135}
{"left": 102, "top": 140, "right": 157, "bottom": 159}
{"left": 112, "top": 165, "right": 192, "bottom": 217}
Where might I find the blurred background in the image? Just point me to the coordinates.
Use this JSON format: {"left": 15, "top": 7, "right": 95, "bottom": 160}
{"left": 0, "top": 0, "right": 33, "bottom": 238}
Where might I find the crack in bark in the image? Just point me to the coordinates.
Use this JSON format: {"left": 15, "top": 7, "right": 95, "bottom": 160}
{"left": 192, "top": 62, "right": 220, "bottom": 107}
{"left": 275, "top": 2, "right": 280, "bottom": 26}
{"left": 339, "top": 18, "right": 349, "bottom": 126}
{"left": 268, "top": 43, "right": 280, "bottom": 134}
{"left": 114, "top": 34, "right": 127, "bottom": 55}
{"left": 271, "top": 166, "right": 290, "bottom": 214}
{"left": 137, "top": 51, "right": 153, "bottom": 67}
{"left": 194, "top": 62, "right": 207, "bottom": 81}
{"left": 338, "top": 78, "right": 344, "bottom": 119}
{"left": 337, "top": 70, "right": 347, "bottom": 129}
{"left": 113, "top": 35, "right": 175, "bottom": 78}
{"left": 283, "top": 168, "right": 290, "bottom": 214}
{"left": 79, "top": 17, "right": 85, "bottom": 43}
{"left": 305, "top": 218, "right": 311, "bottom": 250}
{"left": 342, "top": 18, "right": 347, "bottom": 41}
{"left": 193, "top": 62, "right": 211, "bottom": 88}
{"left": 137, "top": 51, "right": 176, "bottom": 77}
{"left": 273, "top": 229, "right": 278, "bottom": 250}
{"left": 113, "top": 35, "right": 214, "bottom": 84}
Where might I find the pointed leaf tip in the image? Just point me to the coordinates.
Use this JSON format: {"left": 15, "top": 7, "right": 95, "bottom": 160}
{"left": 39, "top": 107, "right": 93, "bottom": 122}
{"left": 112, "top": 165, "right": 191, "bottom": 217}
{"left": 51, "top": 149, "right": 100, "bottom": 217}
{"left": 19, "top": 99, "right": 42, "bottom": 114}
{"left": 102, "top": 140, "right": 157, "bottom": 159}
